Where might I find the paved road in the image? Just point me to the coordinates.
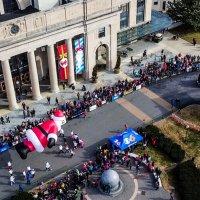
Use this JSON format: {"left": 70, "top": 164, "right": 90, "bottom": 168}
{"left": 0, "top": 72, "right": 199, "bottom": 199}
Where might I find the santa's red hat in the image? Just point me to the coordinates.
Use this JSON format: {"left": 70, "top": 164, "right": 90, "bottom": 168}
{"left": 52, "top": 110, "right": 66, "bottom": 125}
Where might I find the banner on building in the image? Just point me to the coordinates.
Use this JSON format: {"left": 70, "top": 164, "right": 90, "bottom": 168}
{"left": 73, "top": 36, "right": 85, "bottom": 74}
{"left": 57, "top": 44, "right": 69, "bottom": 81}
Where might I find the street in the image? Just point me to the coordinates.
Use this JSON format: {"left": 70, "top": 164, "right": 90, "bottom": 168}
{"left": 0, "top": 71, "right": 199, "bottom": 199}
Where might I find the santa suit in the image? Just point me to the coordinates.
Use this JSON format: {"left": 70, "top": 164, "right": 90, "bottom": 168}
{"left": 16, "top": 110, "right": 66, "bottom": 159}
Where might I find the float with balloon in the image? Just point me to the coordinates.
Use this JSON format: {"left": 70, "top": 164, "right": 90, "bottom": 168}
{"left": 15, "top": 110, "right": 66, "bottom": 159}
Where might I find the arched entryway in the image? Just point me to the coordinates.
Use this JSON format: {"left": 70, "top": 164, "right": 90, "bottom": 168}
{"left": 95, "top": 44, "right": 109, "bottom": 71}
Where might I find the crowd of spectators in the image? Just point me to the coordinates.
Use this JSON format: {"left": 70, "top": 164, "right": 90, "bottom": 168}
{"left": 133, "top": 52, "right": 200, "bottom": 83}
{"left": 30, "top": 140, "right": 162, "bottom": 199}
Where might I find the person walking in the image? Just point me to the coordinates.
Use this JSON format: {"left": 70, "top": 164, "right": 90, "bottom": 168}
{"left": 59, "top": 128, "right": 64, "bottom": 137}
{"left": 45, "top": 162, "right": 52, "bottom": 171}
{"left": 18, "top": 184, "right": 24, "bottom": 192}
{"left": 22, "top": 102, "right": 26, "bottom": 110}
{"left": 8, "top": 169, "right": 13, "bottom": 176}
{"left": 55, "top": 97, "right": 59, "bottom": 105}
{"left": 77, "top": 92, "right": 80, "bottom": 100}
{"left": 47, "top": 96, "right": 51, "bottom": 105}
{"left": 10, "top": 175, "right": 15, "bottom": 186}
{"left": 23, "top": 109, "right": 26, "bottom": 119}
{"left": 22, "top": 171, "right": 26, "bottom": 180}
{"left": 5, "top": 116, "right": 10, "bottom": 123}
{"left": 58, "top": 145, "right": 64, "bottom": 154}
{"left": 193, "top": 38, "right": 197, "bottom": 46}
{"left": 7, "top": 161, "right": 12, "bottom": 170}
{"left": 30, "top": 169, "right": 35, "bottom": 178}
{"left": 0, "top": 116, "right": 5, "bottom": 124}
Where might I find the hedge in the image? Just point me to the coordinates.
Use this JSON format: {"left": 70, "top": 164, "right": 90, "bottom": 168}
{"left": 142, "top": 125, "right": 186, "bottom": 162}
{"left": 11, "top": 192, "right": 34, "bottom": 200}
{"left": 174, "top": 160, "right": 200, "bottom": 200}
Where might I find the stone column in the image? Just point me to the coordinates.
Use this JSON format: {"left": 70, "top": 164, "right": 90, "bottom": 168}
{"left": 129, "top": 0, "right": 137, "bottom": 27}
{"left": 27, "top": 50, "right": 42, "bottom": 100}
{"left": 47, "top": 44, "right": 59, "bottom": 93}
{"left": 1, "top": 59, "right": 19, "bottom": 110}
{"left": 67, "top": 39, "right": 75, "bottom": 85}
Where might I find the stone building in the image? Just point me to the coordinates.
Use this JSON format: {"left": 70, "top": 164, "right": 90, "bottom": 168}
{"left": 0, "top": 0, "right": 153, "bottom": 110}
{"left": 152, "top": 0, "right": 174, "bottom": 12}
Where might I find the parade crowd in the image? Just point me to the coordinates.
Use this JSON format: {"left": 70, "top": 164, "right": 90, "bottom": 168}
{"left": 28, "top": 139, "right": 162, "bottom": 199}
{"left": 1, "top": 51, "right": 200, "bottom": 150}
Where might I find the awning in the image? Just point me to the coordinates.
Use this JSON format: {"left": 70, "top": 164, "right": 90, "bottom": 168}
{"left": 16, "top": 0, "right": 31, "bottom": 10}
{"left": 117, "top": 10, "right": 173, "bottom": 46}
{"left": 109, "top": 128, "right": 143, "bottom": 151}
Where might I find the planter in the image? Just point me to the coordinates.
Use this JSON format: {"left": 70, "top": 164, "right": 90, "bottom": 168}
{"left": 114, "top": 68, "right": 120, "bottom": 74}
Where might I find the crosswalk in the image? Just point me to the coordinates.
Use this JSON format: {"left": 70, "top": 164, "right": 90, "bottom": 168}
{"left": 116, "top": 87, "right": 171, "bottom": 123}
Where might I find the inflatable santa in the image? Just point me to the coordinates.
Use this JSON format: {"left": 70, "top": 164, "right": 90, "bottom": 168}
{"left": 15, "top": 110, "right": 66, "bottom": 159}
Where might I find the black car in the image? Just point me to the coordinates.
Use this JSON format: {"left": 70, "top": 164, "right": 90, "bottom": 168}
{"left": 126, "top": 47, "right": 133, "bottom": 52}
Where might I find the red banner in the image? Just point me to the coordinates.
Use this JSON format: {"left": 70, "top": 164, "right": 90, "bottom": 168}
{"left": 57, "top": 44, "right": 69, "bottom": 81}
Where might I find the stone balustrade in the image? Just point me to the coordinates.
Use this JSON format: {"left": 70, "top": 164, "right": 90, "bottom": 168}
{"left": 0, "top": 0, "right": 123, "bottom": 47}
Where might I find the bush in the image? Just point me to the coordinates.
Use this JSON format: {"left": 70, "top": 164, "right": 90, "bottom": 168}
{"left": 144, "top": 125, "right": 185, "bottom": 162}
{"left": 175, "top": 160, "right": 200, "bottom": 200}
{"left": 163, "top": 137, "right": 173, "bottom": 154}
{"left": 170, "top": 143, "right": 185, "bottom": 162}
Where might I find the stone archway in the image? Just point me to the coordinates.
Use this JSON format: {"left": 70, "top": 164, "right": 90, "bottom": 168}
{"left": 95, "top": 44, "right": 109, "bottom": 71}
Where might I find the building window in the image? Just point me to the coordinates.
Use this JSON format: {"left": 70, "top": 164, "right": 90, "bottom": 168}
{"left": 120, "top": 3, "right": 129, "bottom": 29}
{"left": 154, "top": 1, "right": 158, "bottom": 5}
{"left": 137, "top": 0, "right": 145, "bottom": 23}
{"left": 3, "top": 0, "right": 18, "bottom": 13}
{"left": 98, "top": 27, "right": 105, "bottom": 38}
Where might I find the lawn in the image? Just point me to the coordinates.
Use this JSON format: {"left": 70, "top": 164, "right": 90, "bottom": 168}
{"left": 156, "top": 118, "right": 200, "bottom": 159}
{"left": 170, "top": 25, "right": 200, "bottom": 44}
{"left": 176, "top": 104, "right": 200, "bottom": 126}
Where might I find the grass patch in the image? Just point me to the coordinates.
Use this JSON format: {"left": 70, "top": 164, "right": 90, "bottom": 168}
{"left": 156, "top": 119, "right": 200, "bottom": 159}
{"left": 170, "top": 25, "right": 200, "bottom": 44}
{"left": 176, "top": 104, "right": 200, "bottom": 126}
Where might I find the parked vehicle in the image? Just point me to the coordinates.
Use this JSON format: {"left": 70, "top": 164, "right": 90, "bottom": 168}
{"left": 126, "top": 47, "right": 133, "bottom": 52}
{"left": 153, "top": 33, "right": 163, "bottom": 43}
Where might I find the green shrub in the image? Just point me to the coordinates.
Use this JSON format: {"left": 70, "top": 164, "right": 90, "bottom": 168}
{"left": 170, "top": 143, "right": 185, "bottom": 162}
{"left": 163, "top": 138, "right": 173, "bottom": 154}
{"left": 175, "top": 160, "right": 200, "bottom": 200}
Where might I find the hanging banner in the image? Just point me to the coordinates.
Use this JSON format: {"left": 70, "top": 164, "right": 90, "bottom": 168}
{"left": 57, "top": 44, "right": 69, "bottom": 81}
{"left": 73, "top": 36, "right": 85, "bottom": 74}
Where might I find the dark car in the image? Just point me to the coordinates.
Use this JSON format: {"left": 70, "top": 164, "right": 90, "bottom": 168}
{"left": 126, "top": 47, "right": 133, "bottom": 52}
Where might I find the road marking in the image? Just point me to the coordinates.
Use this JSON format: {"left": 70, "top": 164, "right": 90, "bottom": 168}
{"left": 116, "top": 98, "right": 152, "bottom": 123}
{"left": 140, "top": 87, "right": 172, "bottom": 111}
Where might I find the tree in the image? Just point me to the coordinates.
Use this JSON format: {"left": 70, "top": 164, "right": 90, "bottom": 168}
{"left": 168, "top": 0, "right": 200, "bottom": 30}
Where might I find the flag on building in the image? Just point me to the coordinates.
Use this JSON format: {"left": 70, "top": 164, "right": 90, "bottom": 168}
{"left": 57, "top": 44, "right": 69, "bottom": 81}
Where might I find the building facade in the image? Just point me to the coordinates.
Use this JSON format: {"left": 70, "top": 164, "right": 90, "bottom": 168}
{"left": 152, "top": 0, "right": 174, "bottom": 12}
{"left": 0, "top": 0, "right": 152, "bottom": 110}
